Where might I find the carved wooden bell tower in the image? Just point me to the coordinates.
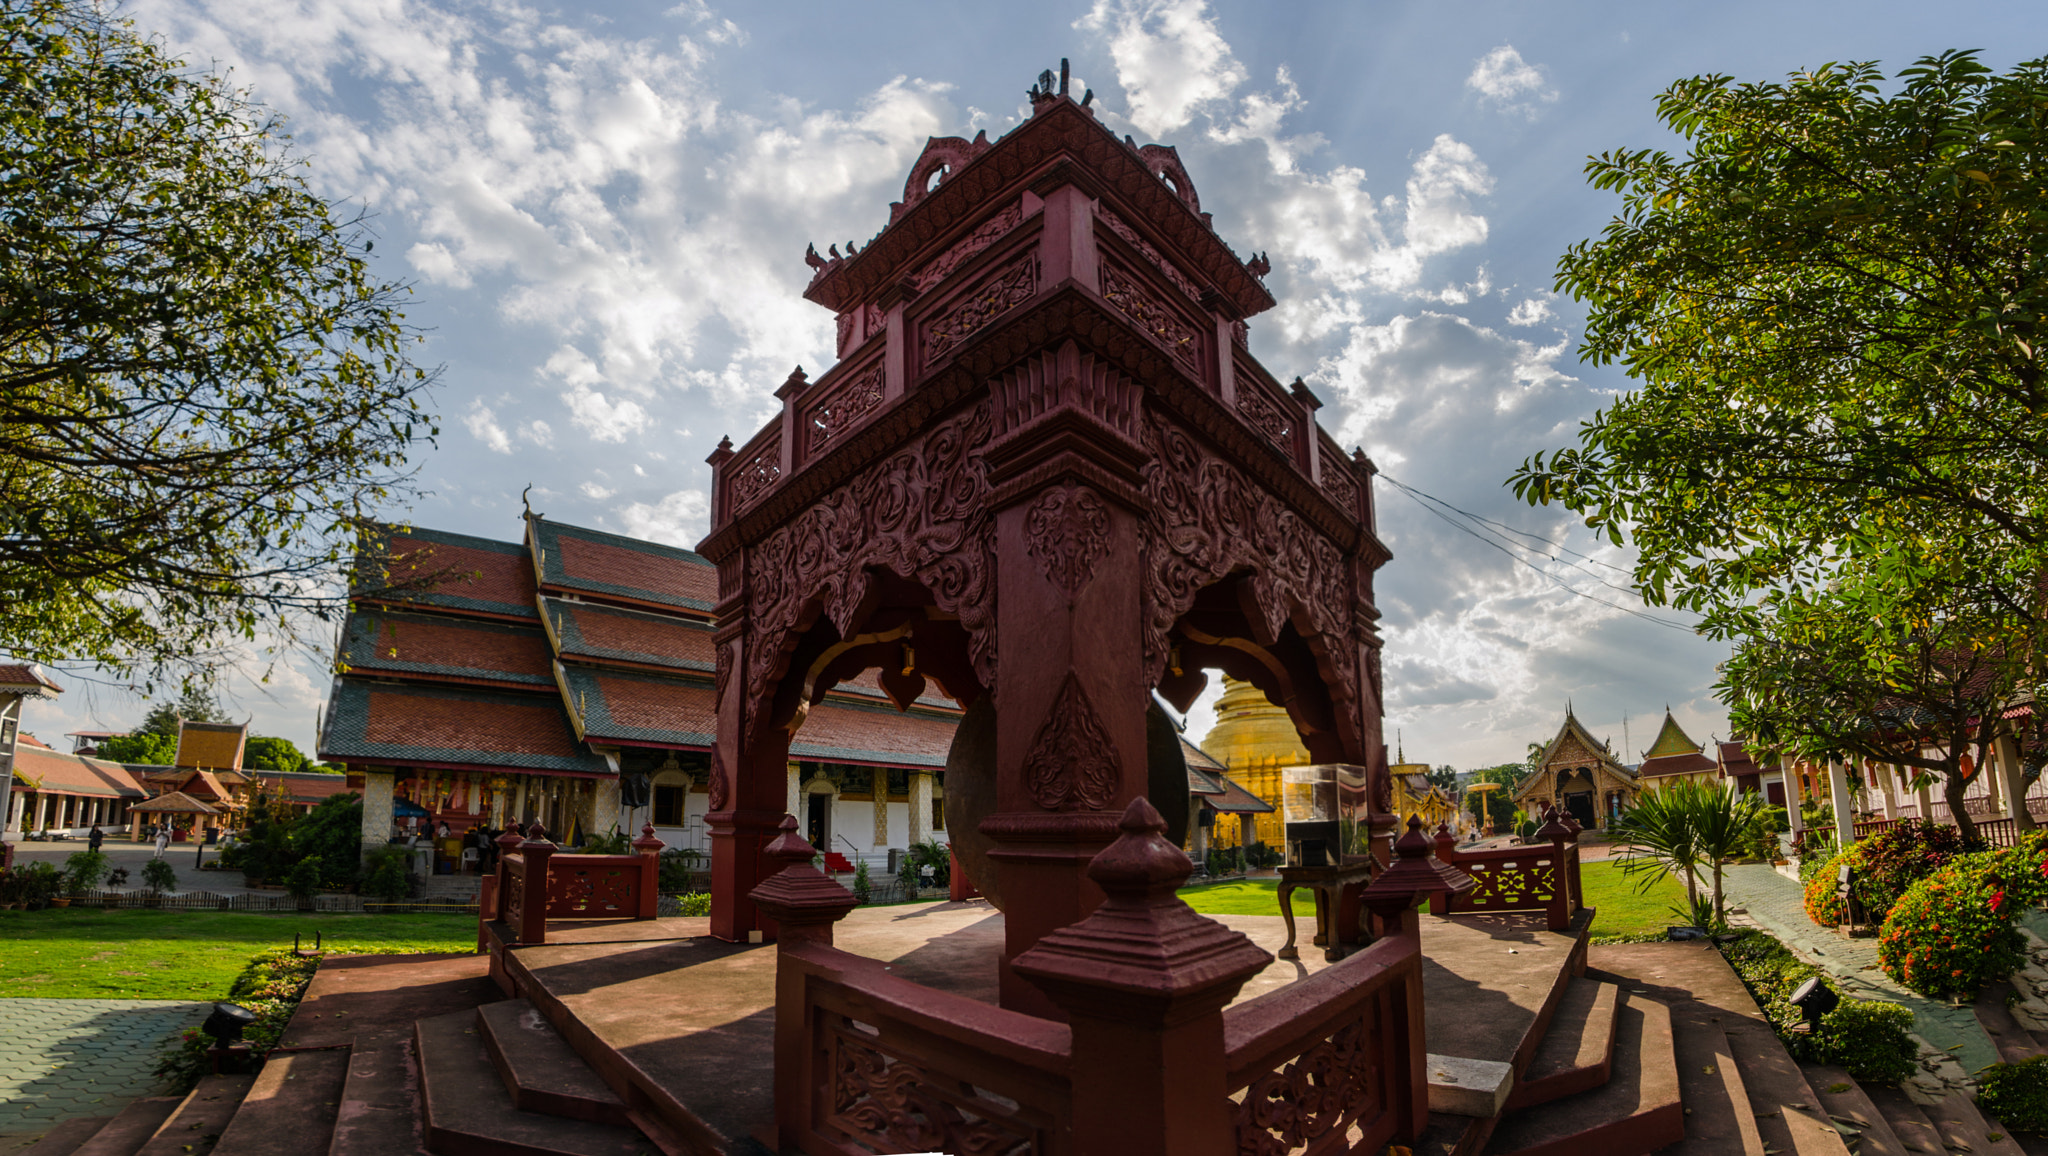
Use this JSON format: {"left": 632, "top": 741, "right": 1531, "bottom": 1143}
{"left": 697, "top": 73, "right": 1391, "bottom": 1015}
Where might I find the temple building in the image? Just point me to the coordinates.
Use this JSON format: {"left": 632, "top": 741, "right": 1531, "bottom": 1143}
{"left": 1634, "top": 711, "right": 1719, "bottom": 794}
{"left": 319, "top": 517, "right": 965, "bottom": 871}
{"left": 1387, "top": 758, "right": 1460, "bottom": 831}
{"left": 1514, "top": 707, "right": 1640, "bottom": 829}
{"left": 1197, "top": 674, "right": 1303, "bottom": 849}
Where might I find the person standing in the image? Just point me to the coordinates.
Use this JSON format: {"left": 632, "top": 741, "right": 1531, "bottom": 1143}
{"left": 87, "top": 825, "right": 103, "bottom": 851}
{"left": 152, "top": 826, "right": 170, "bottom": 859}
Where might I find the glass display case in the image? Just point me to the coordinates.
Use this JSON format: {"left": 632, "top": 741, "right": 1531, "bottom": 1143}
{"left": 1281, "top": 764, "right": 1371, "bottom": 866}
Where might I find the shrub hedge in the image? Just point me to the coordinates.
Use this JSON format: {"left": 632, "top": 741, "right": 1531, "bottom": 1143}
{"left": 1980, "top": 1055, "right": 2048, "bottom": 1133}
{"left": 1876, "top": 844, "right": 2048, "bottom": 997}
{"left": 1720, "top": 931, "right": 1918, "bottom": 1084}
{"left": 154, "top": 948, "right": 321, "bottom": 1092}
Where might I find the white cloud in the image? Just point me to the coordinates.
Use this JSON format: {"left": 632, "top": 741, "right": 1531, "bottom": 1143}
{"left": 1077, "top": 0, "right": 1248, "bottom": 136}
{"left": 1507, "top": 297, "right": 1554, "bottom": 326}
{"left": 518, "top": 420, "right": 554, "bottom": 447}
{"left": 579, "top": 481, "right": 614, "bottom": 500}
{"left": 1466, "top": 46, "right": 1558, "bottom": 119}
{"left": 620, "top": 489, "right": 711, "bottom": 548}
{"left": 464, "top": 399, "right": 511, "bottom": 453}
{"left": 562, "top": 381, "right": 650, "bottom": 442}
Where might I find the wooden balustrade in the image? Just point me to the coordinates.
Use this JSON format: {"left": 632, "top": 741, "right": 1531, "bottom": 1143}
{"left": 1221, "top": 934, "right": 1418, "bottom": 1155}
{"left": 486, "top": 822, "right": 666, "bottom": 946}
{"left": 1853, "top": 818, "right": 1903, "bottom": 840}
{"left": 1431, "top": 810, "right": 1583, "bottom": 931}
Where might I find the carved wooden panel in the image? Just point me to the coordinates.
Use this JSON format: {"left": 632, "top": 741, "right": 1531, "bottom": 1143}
{"left": 1321, "top": 465, "right": 1360, "bottom": 515}
{"left": 1455, "top": 855, "right": 1560, "bottom": 911}
{"left": 547, "top": 856, "right": 642, "bottom": 917}
{"left": 1231, "top": 1003, "right": 1392, "bottom": 1156}
{"left": 828, "top": 1028, "right": 1040, "bottom": 1156}
{"left": 1237, "top": 382, "right": 1293, "bottom": 450}
{"left": 804, "top": 362, "right": 885, "bottom": 460}
{"left": 990, "top": 339, "right": 1142, "bottom": 443}
{"left": 732, "top": 440, "right": 783, "bottom": 512}
{"left": 1102, "top": 263, "right": 1200, "bottom": 372}
{"left": 747, "top": 402, "right": 997, "bottom": 714}
{"left": 924, "top": 255, "right": 1039, "bottom": 362}
{"left": 1025, "top": 483, "right": 1111, "bottom": 600}
{"left": 501, "top": 857, "right": 526, "bottom": 930}
{"left": 913, "top": 203, "right": 1024, "bottom": 291}
{"left": 1098, "top": 209, "right": 1202, "bottom": 303}
{"left": 1023, "top": 673, "right": 1120, "bottom": 812}
{"left": 1140, "top": 414, "right": 1356, "bottom": 721}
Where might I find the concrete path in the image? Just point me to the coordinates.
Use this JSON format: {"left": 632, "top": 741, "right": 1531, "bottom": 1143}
{"left": 0, "top": 997, "right": 209, "bottom": 1135}
{"left": 1718, "top": 862, "right": 1999, "bottom": 1074}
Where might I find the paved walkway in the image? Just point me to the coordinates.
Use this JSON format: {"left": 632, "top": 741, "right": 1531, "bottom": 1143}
{"left": 0, "top": 998, "right": 210, "bottom": 1135}
{"left": 1719, "top": 862, "right": 1999, "bottom": 1073}
{"left": 8, "top": 838, "right": 267, "bottom": 897}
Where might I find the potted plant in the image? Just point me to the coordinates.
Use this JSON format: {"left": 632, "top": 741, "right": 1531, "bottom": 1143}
{"left": 141, "top": 858, "right": 177, "bottom": 905}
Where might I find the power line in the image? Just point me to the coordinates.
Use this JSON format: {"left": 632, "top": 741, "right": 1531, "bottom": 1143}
{"left": 1377, "top": 473, "right": 1700, "bottom": 633}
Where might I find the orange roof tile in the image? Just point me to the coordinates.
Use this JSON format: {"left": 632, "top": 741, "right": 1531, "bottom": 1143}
{"left": 10, "top": 746, "right": 146, "bottom": 797}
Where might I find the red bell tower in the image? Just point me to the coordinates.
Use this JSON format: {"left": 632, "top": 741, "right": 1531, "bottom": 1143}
{"left": 697, "top": 72, "right": 1391, "bottom": 1015}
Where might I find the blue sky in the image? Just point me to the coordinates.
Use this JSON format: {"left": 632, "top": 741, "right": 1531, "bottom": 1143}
{"left": 25, "top": 0, "right": 2048, "bottom": 770}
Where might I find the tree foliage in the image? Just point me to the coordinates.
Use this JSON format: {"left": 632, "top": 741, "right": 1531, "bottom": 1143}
{"left": 94, "top": 730, "right": 173, "bottom": 764}
{"left": 138, "top": 689, "right": 226, "bottom": 736}
{"left": 243, "top": 735, "right": 307, "bottom": 774}
{"left": 0, "top": 0, "right": 436, "bottom": 687}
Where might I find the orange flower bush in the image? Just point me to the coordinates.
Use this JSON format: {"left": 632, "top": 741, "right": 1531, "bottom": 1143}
{"left": 1877, "top": 845, "right": 2046, "bottom": 998}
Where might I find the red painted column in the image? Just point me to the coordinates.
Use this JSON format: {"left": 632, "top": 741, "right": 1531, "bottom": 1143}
{"left": 632, "top": 823, "right": 664, "bottom": 920}
{"left": 518, "top": 823, "right": 555, "bottom": 946}
{"left": 1012, "top": 799, "right": 1269, "bottom": 1156}
{"left": 708, "top": 627, "right": 797, "bottom": 943}
{"left": 749, "top": 817, "right": 860, "bottom": 1153}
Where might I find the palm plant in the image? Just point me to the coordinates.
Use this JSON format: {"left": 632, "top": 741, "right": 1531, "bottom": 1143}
{"left": 1612, "top": 781, "right": 1763, "bottom": 929}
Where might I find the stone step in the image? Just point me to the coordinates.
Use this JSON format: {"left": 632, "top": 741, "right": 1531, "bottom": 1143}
{"left": 1719, "top": 1016, "right": 1848, "bottom": 1155}
{"left": 212, "top": 1048, "right": 351, "bottom": 1156}
{"left": 1505, "top": 977, "right": 1619, "bottom": 1110}
{"left": 1978, "top": 982, "right": 2048, "bottom": 1064}
{"left": 414, "top": 1010, "right": 651, "bottom": 1156}
{"left": 136, "top": 1073, "right": 257, "bottom": 1156}
{"left": 1658, "top": 1018, "right": 1764, "bottom": 1155}
{"left": 70, "top": 1097, "right": 181, "bottom": 1156}
{"left": 1799, "top": 1063, "right": 1911, "bottom": 1156}
{"left": 19, "top": 1116, "right": 117, "bottom": 1156}
{"left": 1863, "top": 1082, "right": 1950, "bottom": 1156}
{"left": 1920, "top": 1088, "right": 2007, "bottom": 1155}
{"left": 475, "top": 999, "right": 632, "bottom": 1127}
{"left": 1482, "top": 993, "right": 1684, "bottom": 1156}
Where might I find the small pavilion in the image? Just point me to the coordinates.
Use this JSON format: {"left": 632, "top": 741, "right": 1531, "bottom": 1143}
{"left": 1635, "top": 710, "right": 1718, "bottom": 794}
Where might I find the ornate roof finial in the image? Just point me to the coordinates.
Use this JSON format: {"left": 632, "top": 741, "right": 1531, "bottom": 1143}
{"left": 1397, "top": 728, "right": 1404, "bottom": 765}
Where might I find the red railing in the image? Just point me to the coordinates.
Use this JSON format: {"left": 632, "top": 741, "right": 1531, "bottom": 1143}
{"left": 486, "top": 823, "right": 664, "bottom": 947}
{"left": 1429, "top": 815, "right": 1583, "bottom": 932}
{"left": 776, "top": 942, "right": 1074, "bottom": 1156}
{"left": 1853, "top": 818, "right": 1903, "bottom": 840}
{"left": 1221, "top": 933, "right": 1419, "bottom": 1155}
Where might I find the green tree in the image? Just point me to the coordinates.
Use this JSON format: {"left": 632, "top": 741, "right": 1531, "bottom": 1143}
{"left": 94, "top": 731, "right": 175, "bottom": 764}
{"left": 1614, "top": 780, "right": 1764, "bottom": 928}
{"left": 1512, "top": 52, "right": 2048, "bottom": 653}
{"left": 288, "top": 792, "right": 363, "bottom": 888}
{"left": 138, "top": 689, "right": 227, "bottom": 737}
{"left": 1465, "top": 764, "right": 1522, "bottom": 829}
{"left": 1427, "top": 765, "right": 1459, "bottom": 792}
{"left": 0, "top": 1, "right": 437, "bottom": 690}
{"left": 244, "top": 736, "right": 308, "bottom": 774}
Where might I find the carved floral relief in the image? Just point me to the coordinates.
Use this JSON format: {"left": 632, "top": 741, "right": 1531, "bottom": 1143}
{"left": 1232, "top": 1014, "right": 1381, "bottom": 1155}
{"left": 731, "top": 446, "right": 783, "bottom": 512}
{"left": 830, "top": 1032, "right": 1035, "bottom": 1156}
{"left": 925, "top": 255, "right": 1040, "bottom": 362}
{"left": 1024, "top": 482, "right": 1111, "bottom": 600}
{"left": 806, "top": 362, "right": 886, "bottom": 456}
{"left": 913, "top": 204, "right": 1025, "bottom": 291}
{"left": 1022, "top": 673, "right": 1121, "bottom": 812}
{"left": 1102, "top": 265, "right": 1199, "bottom": 372}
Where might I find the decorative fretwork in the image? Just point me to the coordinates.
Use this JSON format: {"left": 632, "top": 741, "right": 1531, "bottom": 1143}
{"left": 501, "top": 856, "right": 526, "bottom": 930}
{"left": 1231, "top": 1011, "right": 1386, "bottom": 1156}
{"left": 1322, "top": 466, "right": 1359, "bottom": 514}
{"left": 828, "top": 1029, "right": 1038, "bottom": 1156}
{"left": 924, "top": 255, "right": 1039, "bottom": 361}
{"left": 1099, "top": 210, "right": 1202, "bottom": 303}
{"left": 731, "top": 444, "right": 783, "bottom": 511}
{"left": 1236, "top": 384, "right": 1293, "bottom": 449}
{"left": 1456, "top": 855, "right": 1560, "bottom": 911}
{"left": 547, "top": 858, "right": 641, "bottom": 917}
{"left": 806, "top": 363, "right": 885, "bottom": 456}
{"left": 1102, "top": 265, "right": 1199, "bottom": 371}
{"left": 914, "top": 204, "right": 1024, "bottom": 290}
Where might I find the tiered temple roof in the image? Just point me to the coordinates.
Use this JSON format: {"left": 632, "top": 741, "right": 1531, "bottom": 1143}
{"left": 1636, "top": 711, "right": 1716, "bottom": 779}
{"left": 321, "top": 516, "right": 969, "bottom": 784}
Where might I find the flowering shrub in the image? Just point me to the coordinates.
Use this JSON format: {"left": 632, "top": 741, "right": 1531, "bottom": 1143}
{"left": 1878, "top": 850, "right": 2031, "bottom": 997}
{"left": 1804, "top": 849, "right": 1858, "bottom": 926}
{"left": 153, "top": 948, "right": 322, "bottom": 1092}
{"left": 1854, "top": 819, "right": 1976, "bottom": 916}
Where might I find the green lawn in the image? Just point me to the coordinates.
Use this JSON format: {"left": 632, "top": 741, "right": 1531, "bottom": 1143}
{"left": 1578, "top": 858, "right": 1687, "bottom": 939}
{"left": 1178, "top": 879, "right": 1318, "bottom": 916}
{"left": 0, "top": 909, "right": 477, "bottom": 999}
{"left": 1173, "top": 861, "right": 1685, "bottom": 940}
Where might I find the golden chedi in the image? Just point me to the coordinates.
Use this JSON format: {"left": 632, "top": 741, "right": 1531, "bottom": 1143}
{"left": 1199, "top": 675, "right": 1305, "bottom": 848}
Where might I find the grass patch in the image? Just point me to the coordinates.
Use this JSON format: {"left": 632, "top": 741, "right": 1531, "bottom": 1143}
{"left": 1178, "top": 879, "right": 1316, "bottom": 916}
{"left": 1579, "top": 859, "right": 1688, "bottom": 940}
{"left": 0, "top": 908, "right": 476, "bottom": 999}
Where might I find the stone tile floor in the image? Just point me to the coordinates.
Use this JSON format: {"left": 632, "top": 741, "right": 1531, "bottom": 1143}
{"left": 0, "top": 998, "right": 209, "bottom": 1136}
{"left": 1719, "top": 861, "right": 2000, "bottom": 1075}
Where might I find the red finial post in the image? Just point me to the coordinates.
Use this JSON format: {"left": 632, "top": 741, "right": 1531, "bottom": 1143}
{"left": 633, "top": 823, "right": 665, "bottom": 919}
{"left": 1010, "top": 798, "right": 1271, "bottom": 1156}
{"left": 747, "top": 815, "right": 858, "bottom": 945}
{"left": 518, "top": 822, "right": 556, "bottom": 946}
